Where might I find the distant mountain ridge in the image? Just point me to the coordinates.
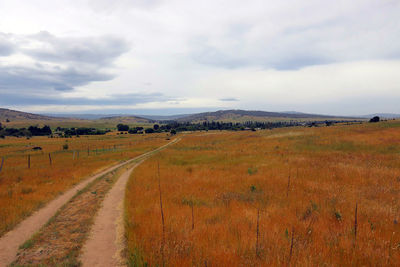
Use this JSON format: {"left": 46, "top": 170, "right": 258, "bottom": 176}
{"left": 0, "top": 107, "right": 373, "bottom": 126}
{"left": 98, "top": 115, "right": 152, "bottom": 124}
{"left": 359, "top": 113, "right": 400, "bottom": 119}
{"left": 174, "top": 109, "right": 361, "bottom": 122}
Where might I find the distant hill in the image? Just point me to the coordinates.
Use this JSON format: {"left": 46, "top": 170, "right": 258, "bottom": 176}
{"left": 0, "top": 108, "right": 60, "bottom": 122}
{"left": 0, "top": 107, "right": 368, "bottom": 128}
{"left": 0, "top": 108, "right": 153, "bottom": 129}
{"left": 1, "top": 108, "right": 152, "bottom": 122}
{"left": 137, "top": 114, "right": 190, "bottom": 121}
{"left": 45, "top": 113, "right": 192, "bottom": 121}
{"left": 175, "top": 109, "right": 361, "bottom": 123}
{"left": 360, "top": 113, "right": 400, "bottom": 119}
{"left": 98, "top": 116, "right": 153, "bottom": 124}
{"left": 43, "top": 113, "right": 113, "bottom": 120}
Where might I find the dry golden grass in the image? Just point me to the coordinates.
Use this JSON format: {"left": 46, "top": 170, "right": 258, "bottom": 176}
{"left": 125, "top": 121, "right": 400, "bottom": 266}
{"left": 0, "top": 133, "right": 169, "bottom": 236}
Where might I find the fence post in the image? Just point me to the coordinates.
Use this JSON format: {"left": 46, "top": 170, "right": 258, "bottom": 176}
{"left": 28, "top": 154, "right": 31, "bottom": 169}
{"left": 49, "top": 153, "right": 52, "bottom": 166}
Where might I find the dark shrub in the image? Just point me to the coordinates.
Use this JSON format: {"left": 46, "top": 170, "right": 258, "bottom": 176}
{"left": 369, "top": 116, "right": 380, "bottom": 123}
{"left": 145, "top": 128, "right": 154, "bottom": 134}
{"left": 117, "top": 124, "right": 129, "bottom": 131}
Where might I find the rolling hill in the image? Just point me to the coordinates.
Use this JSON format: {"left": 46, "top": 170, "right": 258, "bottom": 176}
{"left": 98, "top": 116, "right": 153, "bottom": 124}
{"left": 0, "top": 108, "right": 59, "bottom": 122}
{"left": 0, "top": 108, "right": 153, "bottom": 128}
{"left": 174, "top": 109, "right": 362, "bottom": 123}
{"left": 0, "top": 108, "right": 367, "bottom": 128}
{"left": 360, "top": 113, "right": 400, "bottom": 119}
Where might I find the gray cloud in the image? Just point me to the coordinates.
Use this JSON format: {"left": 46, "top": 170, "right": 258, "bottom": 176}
{"left": 189, "top": 1, "right": 400, "bottom": 70}
{"left": 191, "top": 45, "right": 247, "bottom": 69}
{"left": 0, "top": 33, "right": 15, "bottom": 56}
{"left": 0, "top": 64, "right": 113, "bottom": 92}
{"left": 1, "top": 0, "right": 400, "bottom": 115}
{"left": 219, "top": 98, "right": 239, "bottom": 102}
{"left": 0, "top": 92, "right": 172, "bottom": 106}
{"left": 24, "top": 31, "right": 130, "bottom": 65}
{"left": 88, "top": 0, "right": 162, "bottom": 13}
{"left": 0, "top": 31, "right": 128, "bottom": 99}
{"left": 190, "top": 35, "right": 332, "bottom": 70}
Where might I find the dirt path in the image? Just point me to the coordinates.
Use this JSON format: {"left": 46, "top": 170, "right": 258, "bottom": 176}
{"left": 0, "top": 138, "right": 179, "bottom": 266}
{"left": 80, "top": 138, "right": 180, "bottom": 267}
{"left": 80, "top": 164, "right": 138, "bottom": 267}
{"left": 11, "top": 169, "right": 121, "bottom": 266}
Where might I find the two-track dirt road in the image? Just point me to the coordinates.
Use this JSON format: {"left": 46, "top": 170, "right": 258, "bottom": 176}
{"left": 0, "top": 137, "right": 179, "bottom": 266}
{"left": 81, "top": 138, "right": 180, "bottom": 267}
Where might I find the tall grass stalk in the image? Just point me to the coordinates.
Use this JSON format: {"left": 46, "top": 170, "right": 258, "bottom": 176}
{"left": 157, "top": 161, "right": 166, "bottom": 266}
{"left": 256, "top": 208, "right": 260, "bottom": 257}
{"left": 286, "top": 174, "right": 291, "bottom": 198}
{"left": 288, "top": 227, "right": 295, "bottom": 266}
{"left": 354, "top": 202, "right": 358, "bottom": 244}
{"left": 0, "top": 156, "right": 4, "bottom": 172}
{"left": 191, "top": 204, "right": 194, "bottom": 230}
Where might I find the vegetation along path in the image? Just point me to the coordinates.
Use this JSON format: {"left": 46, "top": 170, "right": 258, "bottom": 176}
{"left": 0, "top": 137, "right": 180, "bottom": 266}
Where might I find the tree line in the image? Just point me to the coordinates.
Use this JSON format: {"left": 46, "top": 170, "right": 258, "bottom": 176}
{"left": 0, "top": 124, "right": 52, "bottom": 138}
{"left": 56, "top": 127, "right": 109, "bottom": 137}
{"left": 0, "top": 119, "right": 364, "bottom": 139}
{"left": 117, "top": 120, "right": 327, "bottom": 135}
{"left": 0, "top": 124, "right": 109, "bottom": 138}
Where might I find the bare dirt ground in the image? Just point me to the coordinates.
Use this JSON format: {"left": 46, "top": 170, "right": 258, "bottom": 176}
{"left": 0, "top": 138, "right": 179, "bottom": 266}
{"left": 80, "top": 164, "right": 139, "bottom": 267}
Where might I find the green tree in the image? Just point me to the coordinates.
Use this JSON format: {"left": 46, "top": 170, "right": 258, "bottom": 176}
{"left": 117, "top": 124, "right": 129, "bottom": 131}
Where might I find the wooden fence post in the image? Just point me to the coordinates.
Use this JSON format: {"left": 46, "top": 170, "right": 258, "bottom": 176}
{"left": 28, "top": 154, "right": 31, "bottom": 169}
{"left": 49, "top": 153, "right": 52, "bottom": 166}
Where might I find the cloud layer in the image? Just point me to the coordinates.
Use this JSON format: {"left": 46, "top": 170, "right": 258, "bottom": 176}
{"left": 0, "top": 0, "right": 399, "bottom": 115}
{"left": 0, "top": 31, "right": 129, "bottom": 103}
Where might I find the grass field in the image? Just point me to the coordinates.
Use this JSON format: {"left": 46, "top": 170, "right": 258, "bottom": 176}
{"left": 125, "top": 121, "right": 400, "bottom": 266}
{"left": 0, "top": 132, "right": 169, "bottom": 237}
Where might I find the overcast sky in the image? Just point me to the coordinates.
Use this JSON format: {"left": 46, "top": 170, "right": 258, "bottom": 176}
{"left": 0, "top": 0, "right": 399, "bottom": 115}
